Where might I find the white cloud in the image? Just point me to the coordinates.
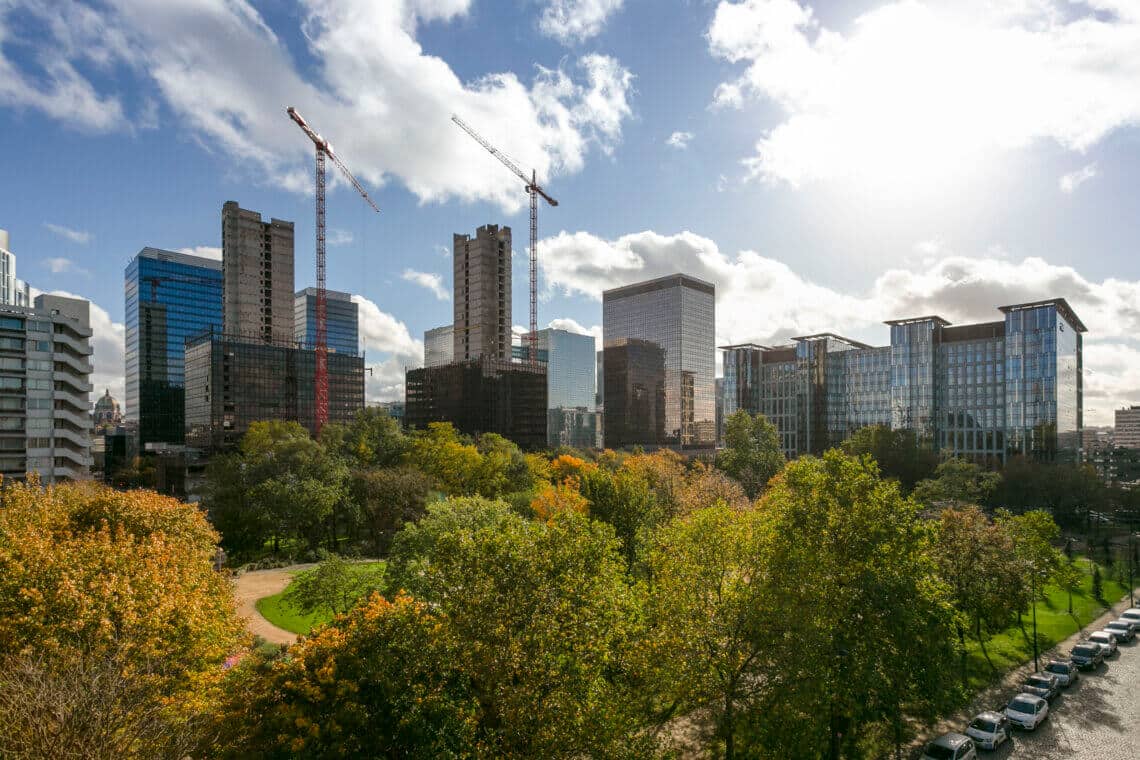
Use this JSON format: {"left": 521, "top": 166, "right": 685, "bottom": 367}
{"left": 707, "top": 0, "right": 1140, "bottom": 190}
{"left": 175, "top": 246, "right": 222, "bottom": 261}
{"left": 538, "top": 0, "right": 625, "bottom": 44}
{"left": 539, "top": 228, "right": 1140, "bottom": 425}
{"left": 401, "top": 269, "right": 450, "bottom": 301}
{"left": 43, "top": 223, "right": 92, "bottom": 244}
{"left": 1059, "top": 162, "right": 1099, "bottom": 193}
{"left": 666, "top": 130, "right": 693, "bottom": 149}
{"left": 548, "top": 316, "right": 602, "bottom": 352}
{"left": 352, "top": 294, "right": 423, "bottom": 403}
{"left": 0, "top": 1, "right": 634, "bottom": 214}
{"left": 328, "top": 228, "right": 354, "bottom": 246}
{"left": 42, "top": 257, "right": 89, "bottom": 276}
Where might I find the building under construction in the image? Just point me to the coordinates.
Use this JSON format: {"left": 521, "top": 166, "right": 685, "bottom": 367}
{"left": 184, "top": 329, "right": 364, "bottom": 450}
{"left": 405, "top": 356, "right": 547, "bottom": 450}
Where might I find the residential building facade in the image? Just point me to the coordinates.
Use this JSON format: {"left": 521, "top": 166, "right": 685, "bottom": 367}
{"left": 603, "top": 274, "right": 716, "bottom": 450}
{"left": 124, "top": 247, "right": 223, "bottom": 450}
{"left": 453, "top": 224, "right": 511, "bottom": 362}
{"left": 721, "top": 299, "right": 1085, "bottom": 464}
{"left": 221, "top": 201, "right": 295, "bottom": 345}
{"left": 0, "top": 294, "right": 93, "bottom": 482}
{"left": 295, "top": 287, "right": 359, "bottom": 355}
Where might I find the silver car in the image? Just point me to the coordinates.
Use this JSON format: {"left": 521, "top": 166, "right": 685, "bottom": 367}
{"left": 1090, "top": 630, "right": 1118, "bottom": 656}
{"left": 1105, "top": 619, "right": 1136, "bottom": 642}
{"left": 1044, "top": 659, "right": 1079, "bottom": 687}
{"left": 922, "top": 732, "right": 978, "bottom": 760}
{"left": 966, "top": 711, "right": 1011, "bottom": 751}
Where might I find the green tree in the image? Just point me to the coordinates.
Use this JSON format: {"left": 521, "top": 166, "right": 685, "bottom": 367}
{"left": 840, "top": 424, "right": 938, "bottom": 493}
{"left": 283, "top": 555, "right": 383, "bottom": 618}
{"left": 578, "top": 465, "right": 662, "bottom": 571}
{"left": 913, "top": 458, "right": 1001, "bottom": 506}
{"left": 1055, "top": 558, "right": 1082, "bottom": 615}
{"left": 714, "top": 411, "right": 785, "bottom": 498}
{"left": 405, "top": 423, "right": 485, "bottom": 496}
{"left": 320, "top": 407, "right": 408, "bottom": 467}
{"left": 997, "top": 509, "right": 1064, "bottom": 648}
{"left": 1092, "top": 564, "right": 1104, "bottom": 602}
{"left": 350, "top": 466, "right": 436, "bottom": 554}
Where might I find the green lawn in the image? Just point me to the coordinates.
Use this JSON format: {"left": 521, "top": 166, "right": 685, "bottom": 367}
{"left": 963, "top": 557, "right": 1129, "bottom": 691}
{"left": 255, "top": 561, "right": 387, "bottom": 636}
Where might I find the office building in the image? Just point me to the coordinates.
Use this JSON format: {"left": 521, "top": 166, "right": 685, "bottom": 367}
{"left": 1116, "top": 406, "right": 1140, "bottom": 449}
{"left": 1115, "top": 407, "right": 1140, "bottom": 486}
{"left": 184, "top": 330, "right": 365, "bottom": 450}
{"left": 425, "top": 324, "right": 454, "bottom": 367}
{"left": 295, "top": 287, "right": 359, "bottom": 355}
{"left": 222, "top": 201, "right": 295, "bottom": 345}
{"left": 603, "top": 274, "right": 716, "bottom": 450}
{"left": 721, "top": 299, "right": 1085, "bottom": 465}
{"left": 0, "top": 230, "right": 30, "bottom": 307}
{"left": 404, "top": 357, "right": 547, "bottom": 450}
{"left": 534, "top": 328, "right": 597, "bottom": 449}
{"left": 453, "top": 224, "right": 511, "bottom": 362}
{"left": 124, "top": 247, "right": 223, "bottom": 450}
{"left": 0, "top": 294, "right": 93, "bottom": 482}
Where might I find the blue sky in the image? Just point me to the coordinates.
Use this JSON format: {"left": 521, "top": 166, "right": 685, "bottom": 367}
{"left": 1, "top": 0, "right": 1138, "bottom": 424}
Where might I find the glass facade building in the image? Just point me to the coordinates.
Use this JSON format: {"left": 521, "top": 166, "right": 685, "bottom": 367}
{"left": 603, "top": 274, "right": 716, "bottom": 450}
{"left": 535, "top": 328, "right": 597, "bottom": 449}
{"left": 124, "top": 248, "right": 223, "bottom": 451}
{"left": 294, "top": 288, "right": 359, "bottom": 355}
{"left": 722, "top": 299, "right": 1085, "bottom": 464}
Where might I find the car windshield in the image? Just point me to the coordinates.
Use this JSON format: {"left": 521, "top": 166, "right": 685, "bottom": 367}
{"left": 1027, "top": 676, "right": 1050, "bottom": 687}
{"left": 1046, "top": 663, "right": 1069, "bottom": 674}
{"left": 923, "top": 744, "right": 956, "bottom": 760}
{"left": 970, "top": 718, "right": 998, "bottom": 733}
{"left": 1073, "top": 645, "right": 1097, "bottom": 656}
{"left": 1091, "top": 633, "right": 1109, "bottom": 642}
{"left": 1107, "top": 623, "right": 1127, "bottom": 630}
{"left": 1009, "top": 699, "right": 1036, "bottom": 713}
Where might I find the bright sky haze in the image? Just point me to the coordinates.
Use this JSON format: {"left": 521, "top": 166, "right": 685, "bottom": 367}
{"left": 1, "top": 0, "right": 1138, "bottom": 424}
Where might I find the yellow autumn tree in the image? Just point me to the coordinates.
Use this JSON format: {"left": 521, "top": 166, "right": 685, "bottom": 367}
{"left": 0, "top": 478, "right": 246, "bottom": 758}
{"left": 530, "top": 478, "right": 589, "bottom": 522}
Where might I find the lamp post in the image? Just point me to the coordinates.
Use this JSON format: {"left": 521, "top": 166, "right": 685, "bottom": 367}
{"left": 1031, "top": 567, "right": 1040, "bottom": 672}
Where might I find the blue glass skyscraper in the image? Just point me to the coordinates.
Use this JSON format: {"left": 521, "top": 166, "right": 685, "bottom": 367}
{"left": 294, "top": 288, "right": 359, "bottom": 356}
{"left": 125, "top": 248, "right": 223, "bottom": 450}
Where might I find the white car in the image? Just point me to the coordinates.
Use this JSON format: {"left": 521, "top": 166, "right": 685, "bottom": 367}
{"left": 1044, "top": 659, "right": 1079, "bottom": 687}
{"left": 1106, "top": 619, "right": 1137, "bottom": 642}
{"left": 965, "top": 711, "right": 1012, "bottom": 751}
{"left": 1120, "top": 608, "right": 1140, "bottom": 626}
{"left": 1005, "top": 693, "right": 1048, "bottom": 730}
{"left": 921, "top": 732, "right": 978, "bottom": 760}
{"left": 1090, "top": 630, "right": 1118, "bottom": 656}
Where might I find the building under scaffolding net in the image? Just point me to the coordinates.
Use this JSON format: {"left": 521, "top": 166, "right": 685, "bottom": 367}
{"left": 184, "top": 329, "right": 364, "bottom": 450}
{"left": 405, "top": 357, "right": 547, "bottom": 450}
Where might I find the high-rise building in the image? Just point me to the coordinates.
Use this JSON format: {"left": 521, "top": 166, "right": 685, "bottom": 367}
{"left": 0, "top": 294, "right": 93, "bottom": 482}
{"left": 723, "top": 299, "right": 1085, "bottom": 465}
{"left": 295, "top": 287, "right": 358, "bottom": 355}
{"left": 222, "top": 201, "right": 295, "bottom": 345}
{"left": 453, "top": 224, "right": 511, "bottom": 362}
{"left": 603, "top": 274, "right": 716, "bottom": 450}
{"left": 424, "top": 324, "right": 454, "bottom": 367}
{"left": 124, "top": 248, "right": 224, "bottom": 450}
{"left": 534, "top": 328, "right": 597, "bottom": 449}
{"left": 0, "top": 229, "right": 31, "bottom": 307}
{"left": 1116, "top": 406, "right": 1140, "bottom": 449}
{"left": 1115, "top": 406, "right": 1140, "bottom": 485}
{"left": 184, "top": 331, "right": 364, "bottom": 450}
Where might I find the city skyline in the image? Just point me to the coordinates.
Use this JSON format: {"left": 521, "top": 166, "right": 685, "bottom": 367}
{"left": 1, "top": 1, "right": 1139, "bottom": 425}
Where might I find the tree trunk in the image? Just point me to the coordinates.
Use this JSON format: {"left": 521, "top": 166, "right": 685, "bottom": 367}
{"left": 723, "top": 686, "right": 735, "bottom": 760}
{"left": 957, "top": 622, "right": 968, "bottom": 687}
{"left": 1016, "top": 611, "right": 1031, "bottom": 647}
{"left": 976, "top": 617, "right": 997, "bottom": 675}
{"left": 1068, "top": 588, "right": 1073, "bottom": 615}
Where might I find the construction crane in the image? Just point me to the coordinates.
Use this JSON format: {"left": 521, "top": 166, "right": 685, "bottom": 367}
{"left": 287, "top": 106, "right": 380, "bottom": 434}
{"left": 451, "top": 114, "right": 557, "bottom": 364}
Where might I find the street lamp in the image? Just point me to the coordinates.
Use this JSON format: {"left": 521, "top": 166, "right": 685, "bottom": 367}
{"left": 1030, "top": 568, "right": 1040, "bottom": 672}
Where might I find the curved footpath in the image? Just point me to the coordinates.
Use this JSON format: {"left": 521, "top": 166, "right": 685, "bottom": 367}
{"left": 232, "top": 564, "right": 315, "bottom": 646}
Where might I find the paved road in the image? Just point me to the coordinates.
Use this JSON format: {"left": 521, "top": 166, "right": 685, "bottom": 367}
{"left": 976, "top": 638, "right": 1140, "bottom": 759}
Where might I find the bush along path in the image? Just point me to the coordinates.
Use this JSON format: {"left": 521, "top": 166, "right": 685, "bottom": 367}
{"left": 906, "top": 585, "right": 1140, "bottom": 758}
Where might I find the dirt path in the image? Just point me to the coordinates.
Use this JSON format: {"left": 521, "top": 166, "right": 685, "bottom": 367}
{"left": 232, "top": 564, "right": 315, "bottom": 646}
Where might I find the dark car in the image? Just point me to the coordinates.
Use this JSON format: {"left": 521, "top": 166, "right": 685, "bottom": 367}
{"left": 1044, "top": 659, "right": 1079, "bottom": 687}
{"left": 1022, "top": 672, "right": 1061, "bottom": 701}
{"left": 1070, "top": 642, "right": 1104, "bottom": 670}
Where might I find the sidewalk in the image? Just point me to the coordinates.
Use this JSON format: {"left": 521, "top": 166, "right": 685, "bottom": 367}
{"left": 905, "top": 589, "right": 1140, "bottom": 757}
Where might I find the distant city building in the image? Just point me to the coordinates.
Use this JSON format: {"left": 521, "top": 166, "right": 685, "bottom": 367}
{"left": 0, "top": 294, "right": 93, "bottom": 482}
{"left": 124, "top": 247, "right": 224, "bottom": 451}
{"left": 1114, "top": 406, "right": 1140, "bottom": 486}
{"left": 535, "top": 328, "right": 597, "bottom": 449}
{"left": 92, "top": 388, "right": 122, "bottom": 430}
{"left": 1116, "top": 406, "right": 1140, "bottom": 449}
{"left": 405, "top": 357, "right": 547, "bottom": 450}
{"left": 1082, "top": 427, "right": 1115, "bottom": 483}
{"left": 425, "top": 324, "right": 454, "bottom": 367}
{"left": 715, "top": 377, "right": 725, "bottom": 447}
{"left": 721, "top": 299, "right": 1086, "bottom": 465}
{"left": 295, "top": 287, "right": 359, "bottom": 355}
{"left": 222, "top": 201, "right": 295, "bottom": 345}
{"left": 511, "top": 343, "right": 549, "bottom": 363}
{"left": 184, "top": 331, "right": 365, "bottom": 450}
{"left": 376, "top": 400, "right": 405, "bottom": 425}
{"left": 603, "top": 274, "right": 716, "bottom": 450}
{"left": 0, "top": 229, "right": 30, "bottom": 306}
{"left": 596, "top": 349, "right": 605, "bottom": 448}
{"left": 453, "top": 224, "right": 511, "bottom": 362}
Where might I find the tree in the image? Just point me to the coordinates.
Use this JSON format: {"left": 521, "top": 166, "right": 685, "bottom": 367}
{"left": 350, "top": 466, "right": 435, "bottom": 554}
{"left": 1055, "top": 558, "right": 1083, "bottom": 615}
{"left": 405, "top": 423, "right": 485, "bottom": 496}
{"left": 1092, "top": 564, "right": 1104, "bottom": 602}
{"left": 714, "top": 410, "right": 785, "bottom": 498}
{"left": 320, "top": 407, "right": 408, "bottom": 467}
{"left": 997, "top": 509, "right": 1064, "bottom": 653}
{"left": 840, "top": 425, "right": 938, "bottom": 493}
{"left": 529, "top": 479, "right": 589, "bottom": 522}
{"left": 913, "top": 458, "right": 1001, "bottom": 507}
{"left": 578, "top": 465, "right": 662, "bottom": 571}
{"left": 675, "top": 462, "right": 749, "bottom": 515}
{"left": 283, "top": 555, "right": 383, "bottom": 618}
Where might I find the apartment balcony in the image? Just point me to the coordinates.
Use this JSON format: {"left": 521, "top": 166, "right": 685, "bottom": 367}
{"left": 52, "top": 332, "right": 92, "bottom": 358}
{"left": 51, "top": 385, "right": 90, "bottom": 411}
{"left": 53, "top": 371, "right": 93, "bottom": 395}
{"left": 52, "top": 407, "right": 90, "bottom": 431}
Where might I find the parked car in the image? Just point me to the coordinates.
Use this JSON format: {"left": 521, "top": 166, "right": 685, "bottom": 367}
{"left": 1044, "top": 659, "right": 1079, "bottom": 687}
{"left": 1005, "top": 693, "right": 1049, "bottom": 730}
{"left": 1070, "top": 641, "right": 1105, "bottom": 669}
{"left": 921, "top": 732, "right": 978, "bottom": 760}
{"left": 1120, "top": 608, "right": 1140, "bottom": 626}
{"left": 965, "top": 711, "right": 1012, "bottom": 751}
{"left": 1022, "top": 672, "right": 1061, "bottom": 701}
{"left": 1089, "top": 630, "right": 1119, "bottom": 656}
{"left": 1105, "top": 619, "right": 1136, "bottom": 642}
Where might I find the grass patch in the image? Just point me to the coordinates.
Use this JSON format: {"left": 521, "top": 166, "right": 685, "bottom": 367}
{"left": 963, "top": 556, "right": 1128, "bottom": 691}
{"left": 255, "top": 561, "right": 386, "bottom": 636}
